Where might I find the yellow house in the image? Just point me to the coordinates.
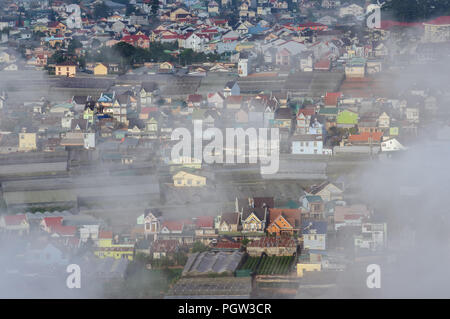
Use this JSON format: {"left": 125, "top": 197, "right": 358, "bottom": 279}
{"left": 170, "top": 8, "right": 189, "bottom": 21}
{"left": 94, "top": 63, "right": 108, "bottom": 75}
{"left": 159, "top": 62, "right": 174, "bottom": 70}
{"left": 236, "top": 42, "right": 255, "bottom": 51}
{"left": 55, "top": 62, "right": 76, "bottom": 77}
{"left": 297, "top": 262, "right": 321, "bottom": 277}
{"left": 173, "top": 170, "right": 206, "bottom": 187}
{"left": 95, "top": 232, "right": 134, "bottom": 261}
{"left": 19, "top": 132, "right": 37, "bottom": 151}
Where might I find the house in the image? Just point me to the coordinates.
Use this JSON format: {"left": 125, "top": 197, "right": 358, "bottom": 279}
{"left": 207, "top": 92, "right": 225, "bottom": 108}
{"left": 345, "top": 58, "right": 366, "bottom": 78}
{"left": 55, "top": 62, "right": 76, "bottom": 77}
{"left": 272, "top": 108, "right": 293, "bottom": 129}
{"left": 377, "top": 112, "right": 390, "bottom": 128}
{"left": 151, "top": 239, "right": 180, "bottom": 259}
{"left": 241, "top": 207, "right": 268, "bottom": 233}
{"left": 405, "top": 108, "right": 419, "bottom": 123}
{"left": 226, "top": 95, "right": 243, "bottom": 109}
{"left": 216, "top": 212, "right": 240, "bottom": 232}
{"left": 339, "top": 4, "right": 364, "bottom": 18}
{"left": 381, "top": 138, "right": 406, "bottom": 152}
{"left": 334, "top": 204, "right": 371, "bottom": 230}
{"left": 184, "top": 33, "right": 204, "bottom": 52}
{"left": 159, "top": 220, "right": 195, "bottom": 244}
{"left": 95, "top": 232, "right": 135, "bottom": 261}
{"left": 324, "top": 92, "right": 342, "bottom": 107}
{"left": 194, "top": 216, "right": 218, "bottom": 244}
{"left": 423, "top": 16, "right": 450, "bottom": 43}
{"left": 120, "top": 34, "right": 150, "bottom": 49}
{"left": 307, "top": 181, "right": 344, "bottom": 202}
{"left": 302, "top": 220, "right": 327, "bottom": 250}
{"left": 208, "top": 1, "right": 219, "bottom": 14}
{"left": 173, "top": 171, "right": 206, "bottom": 187}
{"left": 296, "top": 108, "right": 315, "bottom": 134}
{"left": 0, "top": 214, "right": 29, "bottom": 235}
{"left": 354, "top": 223, "right": 387, "bottom": 252}
{"left": 267, "top": 208, "right": 301, "bottom": 236}
{"left": 94, "top": 63, "right": 108, "bottom": 75}
{"left": 291, "top": 134, "right": 323, "bottom": 155}
{"left": 140, "top": 82, "right": 159, "bottom": 106}
{"left": 276, "top": 48, "right": 291, "bottom": 66}
{"left": 141, "top": 209, "right": 163, "bottom": 238}
{"left": 348, "top": 132, "right": 383, "bottom": 145}
{"left": 246, "top": 237, "right": 297, "bottom": 256}
{"left": 19, "top": 130, "right": 37, "bottom": 151}
{"left": 187, "top": 94, "right": 203, "bottom": 108}
{"left": 223, "top": 81, "right": 240, "bottom": 97}
{"left": 301, "top": 195, "right": 325, "bottom": 220}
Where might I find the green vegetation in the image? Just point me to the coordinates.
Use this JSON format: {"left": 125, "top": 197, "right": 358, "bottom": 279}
{"left": 104, "top": 262, "right": 182, "bottom": 298}
{"left": 383, "top": 0, "right": 450, "bottom": 22}
{"left": 86, "top": 42, "right": 224, "bottom": 70}
{"left": 191, "top": 241, "right": 209, "bottom": 253}
{"left": 240, "top": 255, "right": 295, "bottom": 275}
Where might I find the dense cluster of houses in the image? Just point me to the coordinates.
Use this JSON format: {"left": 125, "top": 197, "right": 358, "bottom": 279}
{"left": 1, "top": 0, "right": 447, "bottom": 298}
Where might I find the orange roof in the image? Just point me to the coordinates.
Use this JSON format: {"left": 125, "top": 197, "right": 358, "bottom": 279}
{"left": 349, "top": 132, "right": 383, "bottom": 142}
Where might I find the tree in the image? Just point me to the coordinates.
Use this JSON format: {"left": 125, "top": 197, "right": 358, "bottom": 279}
{"left": 151, "top": 0, "right": 160, "bottom": 15}
{"left": 191, "top": 241, "right": 209, "bottom": 253}
{"left": 93, "top": 2, "right": 110, "bottom": 19}
{"left": 68, "top": 38, "right": 82, "bottom": 54}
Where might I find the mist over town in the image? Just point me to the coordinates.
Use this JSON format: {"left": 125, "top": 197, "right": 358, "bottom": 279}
{"left": 0, "top": 0, "right": 449, "bottom": 299}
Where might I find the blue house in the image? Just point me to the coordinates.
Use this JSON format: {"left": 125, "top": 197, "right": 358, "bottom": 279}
{"left": 302, "top": 220, "right": 327, "bottom": 250}
{"left": 223, "top": 81, "right": 240, "bottom": 97}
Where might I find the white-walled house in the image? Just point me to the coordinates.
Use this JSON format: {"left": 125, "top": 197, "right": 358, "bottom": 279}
{"left": 354, "top": 223, "right": 387, "bottom": 251}
{"left": 405, "top": 108, "right": 420, "bottom": 123}
{"left": 381, "top": 138, "right": 406, "bottom": 152}
{"left": 378, "top": 112, "right": 390, "bottom": 128}
{"left": 339, "top": 4, "right": 364, "bottom": 18}
{"left": 292, "top": 135, "right": 324, "bottom": 155}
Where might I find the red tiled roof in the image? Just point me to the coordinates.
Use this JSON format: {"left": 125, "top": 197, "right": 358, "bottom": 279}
{"left": 348, "top": 131, "right": 383, "bottom": 142}
{"left": 162, "top": 220, "right": 184, "bottom": 232}
{"left": 121, "top": 34, "right": 149, "bottom": 42}
{"left": 195, "top": 216, "right": 214, "bottom": 228}
{"left": 297, "top": 107, "right": 316, "bottom": 117}
{"left": 269, "top": 208, "right": 302, "bottom": 224}
{"left": 215, "top": 242, "right": 241, "bottom": 249}
{"left": 99, "top": 231, "right": 113, "bottom": 239}
{"left": 4, "top": 214, "right": 27, "bottom": 226}
{"left": 42, "top": 217, "right": 63, "bottom": 228}
{"left": 324, "top": 92, "right": 342, "bottom": 106}
{"left": 187, "top": 94, "right": 203, "bottom": 103}
{"left": 226, "top": 95, "right": 243, "bottom": 104}
{"left": 314, "top": 59, "right": 330, "bottom": 70}
{"left": 51, "top": 224, "right": 77, "bottom": 236}
{"left": 140, "top": 107, "right": 158, "bottom": 114}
